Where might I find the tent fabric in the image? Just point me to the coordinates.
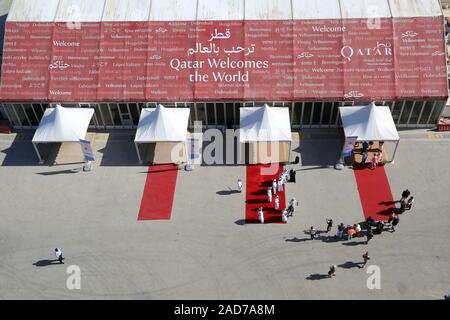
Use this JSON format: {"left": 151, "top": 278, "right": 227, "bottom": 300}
{"left": 339, "top": 103, "right": 400, "bottom": 141}
{"left": 240, "top": 105, "right": 292, "bottom": 143}
{"left": 135, "top": 105, "right": 190, "bottom": 143}
{"left": 32, "top": 105, "right": 94, "bottom": 143}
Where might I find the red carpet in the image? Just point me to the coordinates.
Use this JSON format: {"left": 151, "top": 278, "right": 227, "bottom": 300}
{"left": 246, "top": 164, "right": 287, "bottom": 224}
{"left": 138, "top": 164, "right": 178, "bottom": 221}
{"left": 354, "top": 166, "right": 395, "bottom": 221}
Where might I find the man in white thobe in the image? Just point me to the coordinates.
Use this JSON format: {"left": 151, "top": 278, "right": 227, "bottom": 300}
{"left": 275, "top": 195, "right": 280, "bottom": 211}
{"left": 267, "top": 187, "right": 272, "bottom": 203}
{"left": 237, "top": 178, "right": 243, "bottom": 193}
{"left": 278, "top": 178, "right": 283, "bottom": 193}
{"left": 272, "top": 179, "right": 277, "bottom": 195}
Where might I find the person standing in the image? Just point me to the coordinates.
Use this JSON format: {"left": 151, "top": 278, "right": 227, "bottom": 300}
{"left": 237, "top": 178, "right": 243, "bottom": 193}
{"left": 391, "top": 214, "right": 400, "bottom": 232}
{"left": 289, "top": 169, "right": 296, "bottom": 183}
{"left": 337, "top": 223, "right": 345, "bottom": 239}
{"left": 258, "top": 207, "right": 264, "bottom": 224}
{"left": 359, "top": 251, "right": 371, "bottom": 268}
{"left": 361, "top": 151, "right": 368, "bottom": 166}
{"left": 277, "top": 178, "right": 283, "bottom": 193}
{"left": 267, "top": 187, "right": 272, "bottom": 203}
{"left": 405, "top": 197, "right": 414, "bottom": 211}
{"left": 274, "top": 195, "right": 280, "bottom": 211}
{"left": 281, "top": 209, "right": 288, "bottom": 222}
{"left": 362, "top": 141, "right": 369, "bottom": 153}
{"left": 272, "top": 179, "right": 277, "bottom": 195}
{"left": 310, "top": 226, "right": 317, "bottom": 240}
{"left": 326, "top": 219, "right": 333, "bottom": 233}
{"left": 328, "top": 265, "right": 337, "bottom": 277}
{"left": 55, "top": 248, "right": 64, "bottom": 264}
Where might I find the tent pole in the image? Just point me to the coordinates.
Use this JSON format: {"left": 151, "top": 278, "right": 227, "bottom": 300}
{"left": 288, "top": 140, "right": 292, "bottom": 164}
{"left": 135, "top": 143, "right": 143, "bottom": 164}
{"left": 185, "top": 138, "right": 189, "bottom": 165}
{"left": 391, "top": 140, "right": 399, "bottom": 164}
{"left": 33, "top": 142, "right": 44, "bottom": 165}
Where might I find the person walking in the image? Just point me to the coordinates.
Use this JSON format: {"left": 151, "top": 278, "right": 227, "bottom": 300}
{"left": 289, "top": 197, "right": 298, "bottom": 210}
{"left": 328, "top": 265, "right": 337, "bottom": 277}
{"left": 274, "top": 195, "right": 280, "bottom": 211}
{"left": 400, "top": 189, "right": 411, "bottom": 203}
{"left": 359, "top": 251, "right": 371, "bottom": 268}
{"left": 272, "top": 179, "right": 277, "bottom": 195}
{"left": 287, "top": 204, "right": 294, "bottom": 217}
{"left": 55, "top": 248, "right": 64, "bottom": 264}
{"left": 310, "top": 226, "right": 318, "bottom": 240}
{"left": 267, "top": 187, "right": 272, "bottom": 203}
{"left": 366, "top": 228, "right": 374, "bottom": 244}
{"left": 237, "top": 178, "right": 243, "bottom": 193}
{"left": 326, "top": 219, "right": 333, "bottom": 233}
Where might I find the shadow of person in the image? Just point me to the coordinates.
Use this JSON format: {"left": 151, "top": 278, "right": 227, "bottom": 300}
{"left": 319, "top": 235, "right": 341, "bottom": 243}
{"left": 379, "top": 201, "right": 397, "bottom": 206}
{"left": 285, "top": 237, "right": 310, "bottom": 243}
{"left": 216, "top": 189, "right": 240, "bottom": 196}
{"left": 234, "top": 219, "right": 247, "bottom": 226}
{"left": 341, "top": 241, "right": 366, "bottom": 246}
{"left": 338, "top": 261, "right": 361, "bottom": 269}
{"left": 306, "top": 274, "right": 329, "bottom": 280}
{"left": 32, "top": 259, "right": 64, "bottom": 267}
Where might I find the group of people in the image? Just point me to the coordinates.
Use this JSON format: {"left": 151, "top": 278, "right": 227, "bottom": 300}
{"left": 386, "top": 189, "right": 414, "bottom": 232}
{"left": 258, "top": 197, "right": 298, "bottom": 224}
{"left": 358, "top": 140, "right": 385, "bottom": 168}
{"left": 311, "top": 188, "right": 415, "bottom": 245}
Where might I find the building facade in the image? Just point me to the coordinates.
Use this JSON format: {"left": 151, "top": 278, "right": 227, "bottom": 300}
{"left": 0, "top": 0, "right": 448, "bottom": 130}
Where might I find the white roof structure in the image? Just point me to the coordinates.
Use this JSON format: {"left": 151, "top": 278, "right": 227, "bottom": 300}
{"left": 339, "top": 103, "right": 400, "bottom": 142}
{"left": 6, "top": 0, "right": 444, "bottom": 22}
{"left": 240, "top": 105, "right": 292, "bottom": 143}
{"left": 32, "top": 105, "right": 94, "bottom": 143}
{"left": 135, "top": 105, "right": 190, "bottom": 143}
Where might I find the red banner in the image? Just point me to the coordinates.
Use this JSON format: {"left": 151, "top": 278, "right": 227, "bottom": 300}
{"left": 0, "top": 18, "right": 447, "bottom": 102}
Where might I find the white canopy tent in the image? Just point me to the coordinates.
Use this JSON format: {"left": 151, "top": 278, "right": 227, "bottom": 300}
{"left": 32, "top": 105, "right": 94, "bottom": 164}
{"left": 240, "top": 105, "right": 292, "bottom": 164}
{"left": 134, "top": 105, "right": 190, "bottom": 164}
{"left": 339, "top": 102, "right": 400, "bottom": 163}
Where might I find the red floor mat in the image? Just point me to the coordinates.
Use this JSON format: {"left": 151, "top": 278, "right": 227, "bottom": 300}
{"left": 138, "top": 164, "right": 179, "bottom": 221}
{"left": 246, "top": 164, "right": 287, "bottom": 224}
{"left": 354, "top": 166, "right": 396, "bottom": 221}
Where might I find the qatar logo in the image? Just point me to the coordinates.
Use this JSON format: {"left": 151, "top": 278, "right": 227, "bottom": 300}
{"left": 341, "top": 41, "right": 392, "bottom": 63}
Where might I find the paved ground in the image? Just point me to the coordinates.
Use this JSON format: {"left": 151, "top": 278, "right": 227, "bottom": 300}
{"left": 0, "top": 129, "right": 449, "bottom": 299}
